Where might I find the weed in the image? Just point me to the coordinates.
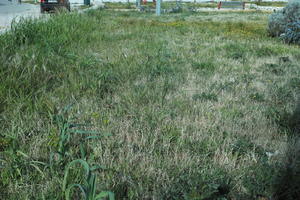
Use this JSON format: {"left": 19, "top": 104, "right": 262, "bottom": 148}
{"left": 264, "top": 63, "right": 284, "bottom": 75}
{"left": 243, "top": 162, "right": 277, "bottom": 198}
{"left": 288, "top": 77, "right": 300, "bottom": 89}
{"left": 224, "top": 43, "right": 249, "bottom": 61}
{"left": 231, "top": 137, "right": 265, "bottom": 158}
{"left": 191, "top": 61, "right": 216, "bottom": 74}
{"left": 51, "top": 105, "right": 111, "bottom": 163}
{"left": 192, "top": 92, "right": 218, "bottom": 102}
{"left": 63, "top": 159, "right": 114, "bottom": 200}
{"left": 249, "top": 92, "right": 265, "bottom": 102}
{"left": 255, "top": 46, "right": 279, "bottom": 57}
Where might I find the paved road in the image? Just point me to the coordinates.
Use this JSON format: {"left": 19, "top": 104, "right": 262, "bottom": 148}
{"left": 0, "top": 0, "right": 40, "bottom": 33}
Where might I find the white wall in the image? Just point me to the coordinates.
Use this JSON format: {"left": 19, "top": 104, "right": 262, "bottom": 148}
{"left": 69, "top": 0, "right": 84, "bottom": 4}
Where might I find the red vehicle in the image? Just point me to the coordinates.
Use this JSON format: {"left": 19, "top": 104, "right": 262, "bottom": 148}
{"left": 40, "top": 0, "right": 71, "bottom": 13}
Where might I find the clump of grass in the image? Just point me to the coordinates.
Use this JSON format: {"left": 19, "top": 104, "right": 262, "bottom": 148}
{"left": 264, "top": 63, "right": 284, "bottom": 75}
{"left": 224, "top": 21, "right": 267, "bottom": 39}
{"left": 191, "top": 60, "right": 216, "bottom": 73}
{"left": 192, "top": 92, "right": 218, "bottom": 102}
{"left": 231, "top": 137, "right": 265, "bottom": 158}
{"left": 224, "top": 42, "right": 249, "bottom": 60}
{"left": 288, "top": 77, "right": 300, "bottom": 89}
{"left": 249, "top": 92, "right": 265, "bottom": 102}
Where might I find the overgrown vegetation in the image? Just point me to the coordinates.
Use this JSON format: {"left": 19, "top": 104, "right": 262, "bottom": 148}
{"left": 0, "top": 9, "right": 300, "bottom": 199}
{"left": 268, "top": 1, "right": 300, "bottom": 44}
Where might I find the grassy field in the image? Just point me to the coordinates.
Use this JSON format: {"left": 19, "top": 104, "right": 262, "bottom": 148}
{"left": 0, "top": 9, "right": 300, "bottom": 199}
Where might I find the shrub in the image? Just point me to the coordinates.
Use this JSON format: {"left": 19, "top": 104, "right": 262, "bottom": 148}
{"left": 268, "top": 2, "right": 300, "bottom": 44}
{"left": 282, "top": 20, "right": 300, "bottom": 44}
{"left": 283, "top": 1, "right": 300, "bottom": 22}
{"left": 268, "top": 11, "right": 286, "bottom": 37}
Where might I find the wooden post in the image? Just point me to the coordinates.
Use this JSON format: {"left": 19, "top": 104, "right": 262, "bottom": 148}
{"left": 217, "top": 1, "right": 221, "bottom": 9}
{"left": 156, "top": 0, "right": 161, "bottom": 16}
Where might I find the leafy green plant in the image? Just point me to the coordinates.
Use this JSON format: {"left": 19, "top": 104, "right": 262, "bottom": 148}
{"left": 63, "top": 159, "right": 115, "bottom": 200}
{"left": 51, "top": 105, "right": 111, "bottom": 164}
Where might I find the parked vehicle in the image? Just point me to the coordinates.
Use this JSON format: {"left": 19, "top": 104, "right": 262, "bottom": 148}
{"left": 40, "top": 0, "right": 71, "bottom": 13}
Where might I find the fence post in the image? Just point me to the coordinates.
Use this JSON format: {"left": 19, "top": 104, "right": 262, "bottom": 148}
{"left": 136, "top": 0, "right": 141, "bottom": 8}
{"left": 217, "top": 1, "right": 221, "bottom": 9}
{"left": 156, "top": 0, "right": 161, "bottom": 16}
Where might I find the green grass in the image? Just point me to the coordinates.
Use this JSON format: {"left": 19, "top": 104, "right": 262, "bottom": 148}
{"left": 1, "top": 9, "right": 300, "bottom": 199}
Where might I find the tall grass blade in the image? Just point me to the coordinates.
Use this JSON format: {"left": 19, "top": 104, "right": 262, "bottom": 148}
{"left": 90, "top": 165, "right": 107, "bottom": 171}
{"left": 63, "top": 159, "right": 90, "bottom": 192}
{"left": 63, "top": 103, "right": 74, "bottom": 113}
{"left": 85, "top": 134, "right": 112, "bottom": 140}
{"left": 95, "top": 191, "right": 115, "bottom": 200}
{"left": 16, "top": 150, "right": 29, "bottom": 158}
{"left": 80, "top": 142, "right": 86, "bottom": 160}
{"left": 70, "top": 130, "right": 100, "bottom": 135}
{"left": 65, "top": 184, "right": 87, "bottom": 200}
{"left": 29, "top": 163, "right": 45, "bottom": 177}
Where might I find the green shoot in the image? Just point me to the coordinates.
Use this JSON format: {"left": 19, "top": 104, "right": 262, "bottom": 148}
{"left": 63, "top": 159, "right": 115, "bottom": 200}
